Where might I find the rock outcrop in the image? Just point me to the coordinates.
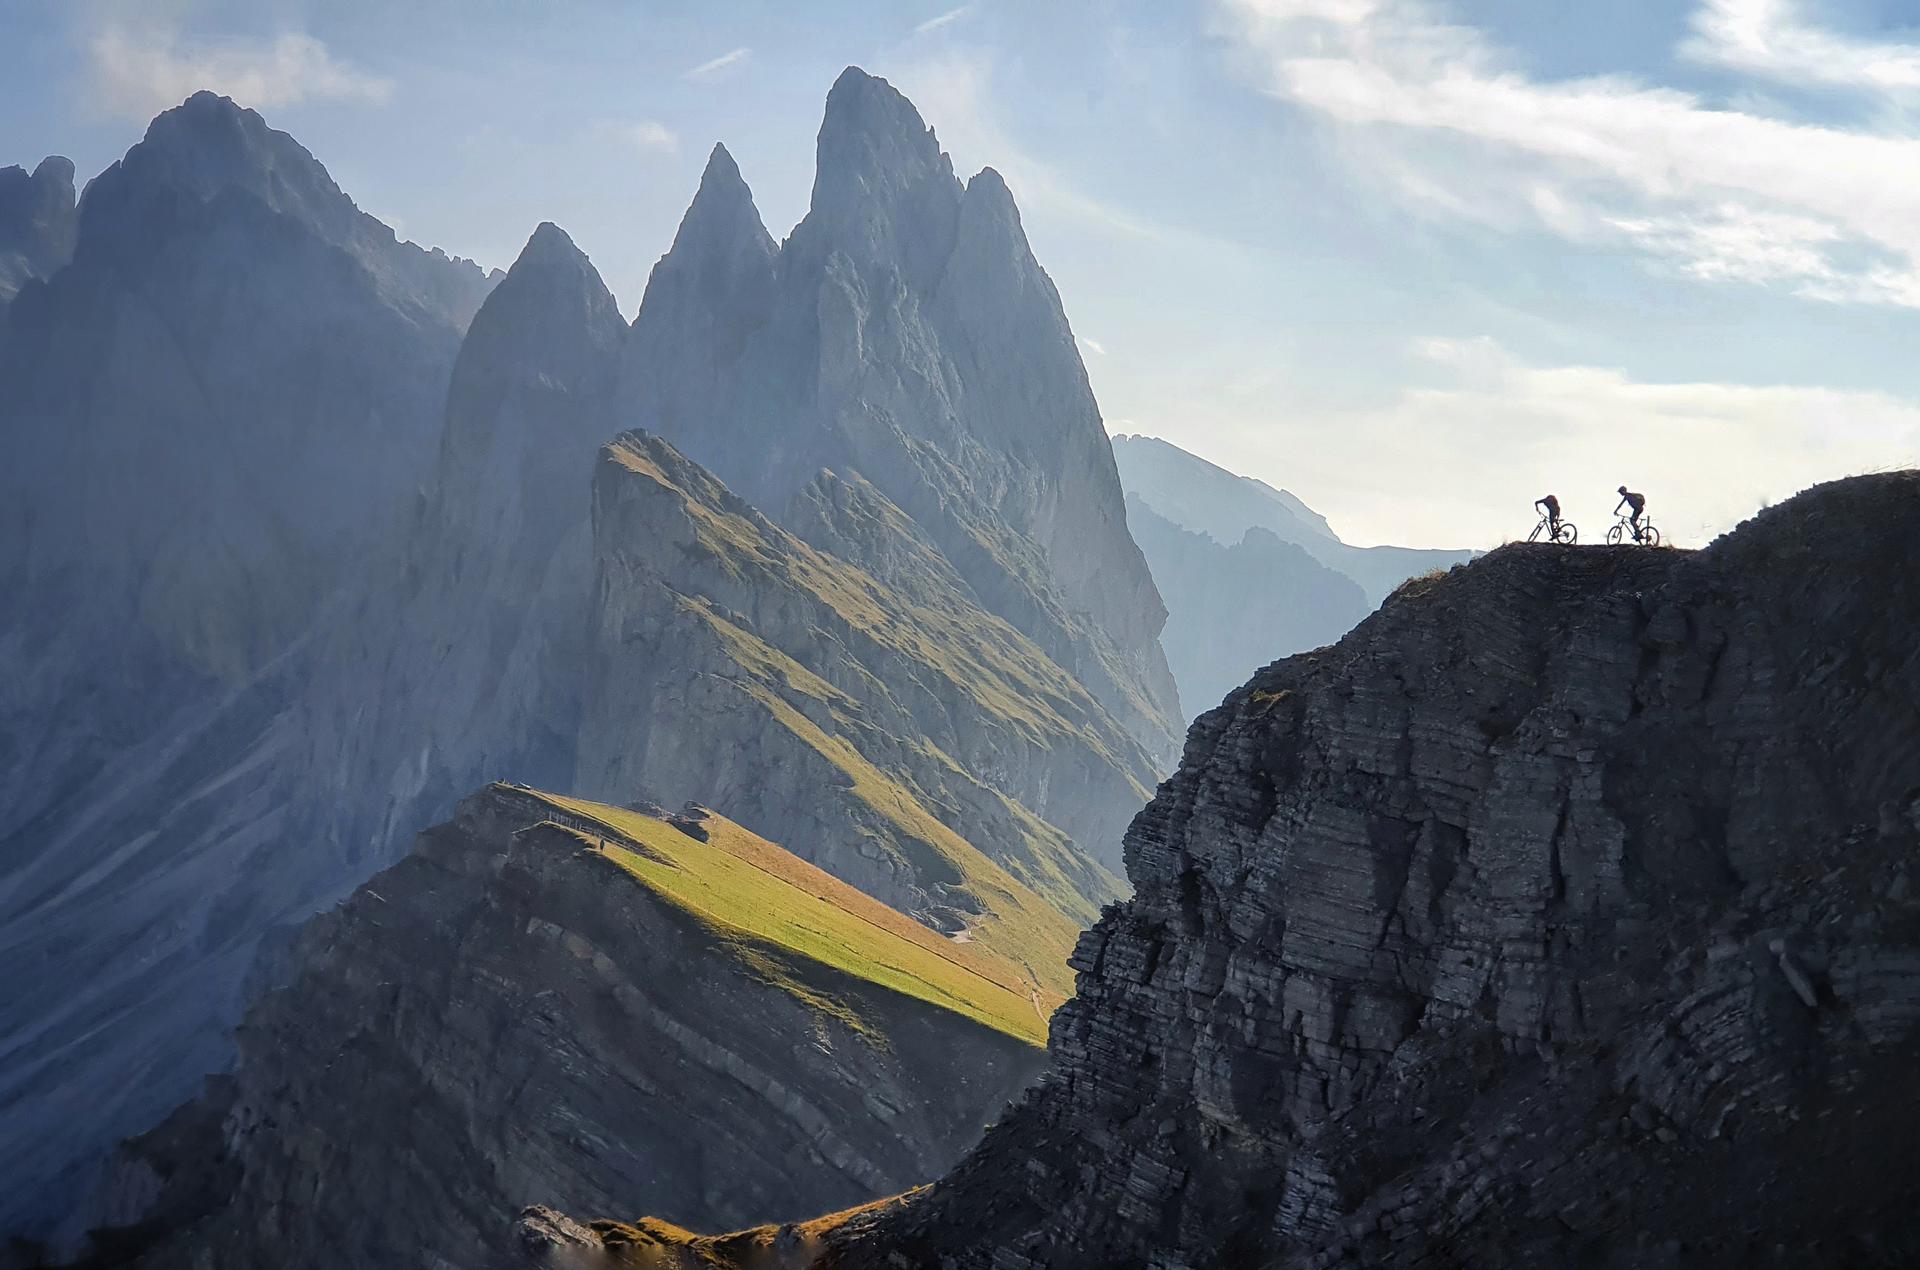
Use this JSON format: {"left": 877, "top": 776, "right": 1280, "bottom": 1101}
{"left": 1125, "top": 494, "right": 1370, "bottom": 718}
{"left": 625, "top": 70, "right": 1182, "bottom": 759}
{"left": 0, "top": 155, "right": 77, "bottom": 309}
{"left": 73, "top": 785, "right": 1046, "bottom": 1270}
{"left": 556, "top": 472, "right": 1920, "bottom": 1267}
{"left": 1113, "top": 432, "right": 1474, "bottom": 606}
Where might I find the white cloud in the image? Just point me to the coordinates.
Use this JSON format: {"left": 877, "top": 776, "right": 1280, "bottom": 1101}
{"left": 1214, "top": 0, "right": 1920, "bottom": 306}
{"left": 1080, "top": 335, "right": 1108, "bottom": 355}
{"left": 915, "top": 6, "right": 975, "bottom": 36}
{"left": 685, "top": 47, "right": 752, "bottom": 81}
{"left": 597, "top": 119, "right": 679, "bottom": 155}
{"left": 87, "top": 22, "right": 391, "bottom": 120}
{"left": 1207, "top": 334, "right": 1920, "bottom": 548}
{"left": 1683, "top": 0, "right": 1920, "bottom": 97}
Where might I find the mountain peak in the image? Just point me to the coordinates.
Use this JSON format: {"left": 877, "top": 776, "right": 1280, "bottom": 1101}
{"left": 804, "top": 66, "right": 958, "bottom": 271}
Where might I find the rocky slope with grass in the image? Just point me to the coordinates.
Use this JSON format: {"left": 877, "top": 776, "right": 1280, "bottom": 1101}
{"left": 68, "top": 785, "right": 1044, "bottom": 1270}
{"left": 625, "top": 70, "right": 1182, "bottom": 760}
{"left": 578, "top": 430, "right": 1147, "bottom": 1003}
{"left": 546, "top": 471, "right": 1920, "bottom": 1268}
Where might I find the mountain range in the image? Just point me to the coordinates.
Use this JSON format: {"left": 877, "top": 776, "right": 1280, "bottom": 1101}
{"left": 0, "top": 70, "right": 1171, "bottom": 1251}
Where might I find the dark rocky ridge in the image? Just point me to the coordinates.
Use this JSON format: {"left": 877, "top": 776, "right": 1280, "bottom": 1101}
{"left": 1125, "top": 493, "right": 1370, "bottom": 719}
{"left": 0, "top": 156, "right": 77, "bottom": 309}
{"left": 73, "top": 785, "right": 1045, "bottom": 1270}
{"left": 554, "top": 472, "right": 1920, "bottom": 1267}
{"left": 626, "top": 69, "right": 1183, "bottom": 760}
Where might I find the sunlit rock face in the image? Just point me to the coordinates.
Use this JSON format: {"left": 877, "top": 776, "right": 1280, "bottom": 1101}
{"left": 554, "top": 472, "right": 1920, "bottom": 1269}
{"left": 625, "top": 69, "right": 1183, "bottom": 762}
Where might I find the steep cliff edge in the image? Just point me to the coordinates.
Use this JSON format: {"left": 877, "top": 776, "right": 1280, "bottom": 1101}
{"left": 74, "top": 785, "right": 1045, "bottom": 1269}
{"left": 553, "top": 471, "right": 1920, "bottom": 1267}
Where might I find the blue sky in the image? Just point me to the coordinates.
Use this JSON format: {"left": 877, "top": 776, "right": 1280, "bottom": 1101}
{"left": 5, "top": 0, "right": 1920, "bottom": 549}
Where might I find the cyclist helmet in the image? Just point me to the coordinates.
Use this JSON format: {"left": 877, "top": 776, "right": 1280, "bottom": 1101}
{"left": 1618, "top": 485, "right": 1628, "bottom": 494}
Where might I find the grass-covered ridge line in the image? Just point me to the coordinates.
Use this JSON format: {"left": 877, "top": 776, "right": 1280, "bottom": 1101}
{"left": 522, "top": 788, "right": 1051, "bottom": 1046}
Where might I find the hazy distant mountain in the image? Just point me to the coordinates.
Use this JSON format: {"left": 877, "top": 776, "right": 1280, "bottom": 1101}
{"left": 626, "top": 69, "right": 1183, "bottom": 758}
{"left": 0, "top": 156, "right": 76, "bottom": 311}
{"left": 1112, "top": 433, "right": 1473, "bottom": 606}
{"left": 1125, "top": 495, "right": 1369, "bottom": 717}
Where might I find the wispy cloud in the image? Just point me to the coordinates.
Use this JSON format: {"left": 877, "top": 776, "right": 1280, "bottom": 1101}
{"left": 1079, "top": 336, "right": 1108, "bottom": 355}
{"left": 915, "top": 6, "right": 975, "bottom": 36}
{"left": 86, "top": 21, "right": 392, "bottom": 119}
{"left": 1234, "top": 333, "right": 1920, "bottom": 547}
{"left": 684, "top": 47, "right": 752, "bottom": 81}
{"left": 1682, "top": 0, "right": 1920, "bottom": 98}
{"left": 1215, "top": 0, "right": 1920, "bottom": 307}
{"left": 596, "top": 118, "right": 679, "bottom": 155}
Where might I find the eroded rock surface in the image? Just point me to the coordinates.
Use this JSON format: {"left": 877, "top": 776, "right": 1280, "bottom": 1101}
{"left": 559, "top": 472, "right": 1920, "bottom": 1268}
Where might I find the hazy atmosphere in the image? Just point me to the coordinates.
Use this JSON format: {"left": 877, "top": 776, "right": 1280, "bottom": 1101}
{"left": 9, "top": 0, "right": 1920, "bottom": 547}
{"left": 5, "top": 3, "right": 1919, "bottom": 1266}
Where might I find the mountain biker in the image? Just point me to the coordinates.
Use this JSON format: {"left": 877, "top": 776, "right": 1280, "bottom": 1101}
{"left": 1615, "top": 486, "right": 1647, "bottom": 542}
{"left": 1534, "top": 494, "right": 1562, "bottom": 539}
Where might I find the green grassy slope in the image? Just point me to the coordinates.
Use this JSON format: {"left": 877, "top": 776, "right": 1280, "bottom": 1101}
{"left": 528, "top": 789, "right": 1052, "bottom": 1045}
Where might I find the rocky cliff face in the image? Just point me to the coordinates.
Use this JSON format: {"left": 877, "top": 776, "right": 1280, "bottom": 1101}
{"left": 1113, "top": 433, "right": 1474, "bottom": 607}
{"left": 1125, "top": 494, "right": 1370, "bottom": 719}
{"left": 0, "top": 93, "right": 494, "bottom": 1239}
{"left": 555, "top": 472, "right": 1920, "bottom": 1268}
{"left": 625, "top": 70, "right": 1182, "bottom": 758}
{"left": 0, "top": 156, "right": 77, "bottom": 309}
{"left": 74, "top": 785, "right": 1045, "bottom": 1270}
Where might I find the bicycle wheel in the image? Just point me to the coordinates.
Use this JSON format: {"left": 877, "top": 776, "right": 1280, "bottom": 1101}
{"left": 1555, "top": 522, "right": 1579, "bottom": 545}
{"left": 1606, "top": 523, "right": 1625, "bottom": 546}
{"left": 1642, "top": 524, "right": 1661, "bottom": 547}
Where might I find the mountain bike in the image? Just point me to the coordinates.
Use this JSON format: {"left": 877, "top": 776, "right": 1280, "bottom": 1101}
{"left": 1606, "top": 513, "right": 1661, "bottom": 547}
{"left": 1527, "top": 514, "right": 1578, "bottom": 544}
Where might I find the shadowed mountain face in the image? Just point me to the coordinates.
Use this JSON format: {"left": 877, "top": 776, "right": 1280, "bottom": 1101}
{"left": 550, "top": 473, "right": 1920, "bottom": 1269}
{"left": 1, "top": 72, "right": 1176, "bottom": 1249}
{"left": 0, "top": 92, "right": 495, "bottom": 1239}
{"left": 1113, "top": 432, "right": 1474, "bottom": 607}
{"left": 0, "top": 155, "right": 77, "bottom": 310}
{"left": 626, "top": 69, "right": 1183, "bottom": 760}
{"left": 1124, "top": 494, "right": 1370, "bottom": 718}
{"left": 79, "top": 786, "right": 1047, "bottom": 1270}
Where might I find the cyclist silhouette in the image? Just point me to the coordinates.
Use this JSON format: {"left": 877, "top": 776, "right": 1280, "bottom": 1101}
{"left": 1535, "top": 494, "right": 1562, "bottom": 536}
{"left": 1615, "top": 486, "right": 1647, "bottom": 542}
